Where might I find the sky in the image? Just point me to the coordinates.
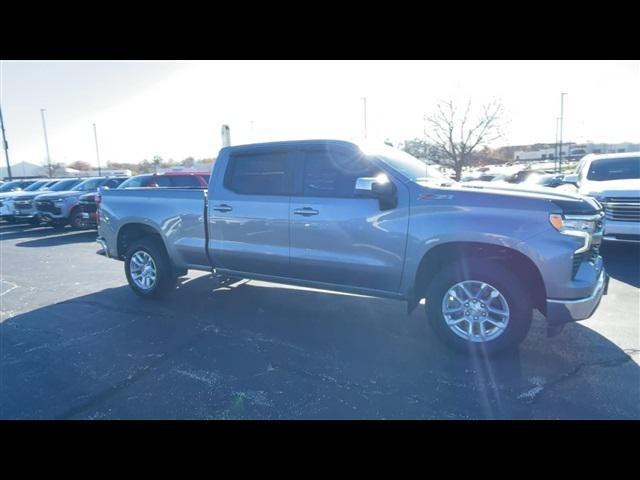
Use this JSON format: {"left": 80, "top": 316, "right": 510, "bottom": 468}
{"left": 0, "top": 60, "right": 638, "bottom": 168}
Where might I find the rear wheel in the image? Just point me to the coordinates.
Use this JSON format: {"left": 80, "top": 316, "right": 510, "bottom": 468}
{"left": 69, "top": 210, "right": 84, "bottom": 230}
{"left": 125, "top": 236, "right": 177, "bottom": 299}
{"left": 425, "top": 259, "right": 532, "bottom": 355}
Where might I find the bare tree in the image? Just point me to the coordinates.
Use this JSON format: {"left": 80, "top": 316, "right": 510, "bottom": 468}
{"left": 424, "top": 99, "right": 505, "bottom": 180}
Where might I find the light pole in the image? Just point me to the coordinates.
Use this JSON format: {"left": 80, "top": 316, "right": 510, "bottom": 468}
{"left": 362, "top": 97, "right": 368, "bottom": 139}
{"left": 0, "top": 104, "right": 11, "bottom": 180}
{"left": 558, "top": 93, "right": 567, "bottom": 173}
{"left": 40, "top": 109, "right": 53, "bottom": 178}
{"left": 93, "top": 123, "right": 101, "bottom": 175}
{"left": 555, "top": 117, "right": 560, "bottom": 173}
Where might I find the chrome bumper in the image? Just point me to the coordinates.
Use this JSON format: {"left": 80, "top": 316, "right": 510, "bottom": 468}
{"left": 546, "top": 269, "right": 609, "bottom": 324}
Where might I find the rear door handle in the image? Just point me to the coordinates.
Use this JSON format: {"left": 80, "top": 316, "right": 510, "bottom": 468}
{"left": 293, "top": 207, "right": 319, "bottom": 216}
{"left": 212, "top": 204, "right": 233, "bottom": 212}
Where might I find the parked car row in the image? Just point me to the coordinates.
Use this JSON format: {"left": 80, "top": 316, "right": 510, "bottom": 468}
{"left": 0, "top": 171, "right": 210, "bottom": 229}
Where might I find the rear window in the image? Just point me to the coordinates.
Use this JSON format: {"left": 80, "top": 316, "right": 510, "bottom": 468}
{"left": 226, "top": 152, "right": 295, "bottom": 195}
{"left": 167, "top": 175, "right": 202, "bottom": 188}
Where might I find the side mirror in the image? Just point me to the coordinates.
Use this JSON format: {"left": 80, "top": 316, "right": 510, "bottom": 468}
{"left": 562, "top": 173, "right": 579, "bottom": 186}
{"left": 355, "top": 174, "right": 397, "bottom": 210}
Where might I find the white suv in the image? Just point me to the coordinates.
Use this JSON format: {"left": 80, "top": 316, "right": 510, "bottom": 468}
{"left": 564, "top": 152, "right": 640, "bottom": 243}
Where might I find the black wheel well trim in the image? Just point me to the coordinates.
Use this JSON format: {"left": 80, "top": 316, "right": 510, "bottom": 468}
{"left": 116, "top": 222, "right": 168, "bottom": 261}
{"left": 409, "top": 241, "right": 547, "bottom": 316}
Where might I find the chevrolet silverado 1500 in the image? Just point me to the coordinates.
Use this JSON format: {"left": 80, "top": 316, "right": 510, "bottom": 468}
{"left": 97, "top": 140, "right": 608, "bottom": 353}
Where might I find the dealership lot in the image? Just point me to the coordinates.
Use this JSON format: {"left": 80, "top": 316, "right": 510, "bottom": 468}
{"left": 0, "top": 221, "right": 638, "bottom": 419}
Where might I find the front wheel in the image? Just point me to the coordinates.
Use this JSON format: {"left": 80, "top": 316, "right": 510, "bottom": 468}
{"left": 425, "top": 259, "right": 533, "bottom": 355}
{"left": 125, "top": 237, "right": 177, "bottom": 299}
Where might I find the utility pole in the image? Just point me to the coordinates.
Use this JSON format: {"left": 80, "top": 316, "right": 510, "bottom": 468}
{"left": 558, "top": 93, "right": 567, "bottom": 173}
{"left": 0, "top": 104, "right": 11, "bottom": 180}
{"left": 555, "top": 117, "right": 560, "bottom": 173}
{"left": 40, "top": 109, "right": 53, "bottom": 178}
{"left": 362, "top": 97, "right": 368, "bottom": 139}
{"left": 93, "top": 123, "right": 101, "bottom": 175}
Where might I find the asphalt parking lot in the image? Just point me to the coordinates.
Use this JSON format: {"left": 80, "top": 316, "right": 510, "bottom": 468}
{"left": 0, "top": 221, "right": 638, "bottom": 419}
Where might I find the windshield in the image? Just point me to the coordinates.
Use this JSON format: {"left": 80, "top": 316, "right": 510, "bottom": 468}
{"left": 49, "top": 178, "right": 82, "bottom": 191}
{"left": 72, "top": 178, "right": 104, "bottom": 192}
{"left": 586, "top": 157, "right": 640, "bottom": 181}
{"left": 368, "top": 145, "right": 451, "bottom": 183}
{"left": 118, "top": 175, "right": 151, "bottom": 188}
{"left": 24, "top": 180, "right": 53, "bottom": 191}
{"left": 0, "top": 180, "right": 24, "bottom": 192}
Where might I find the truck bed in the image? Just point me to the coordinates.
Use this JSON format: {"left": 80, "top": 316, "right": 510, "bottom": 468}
{"left": 99, "top": 187, "right": 211, "bottom": 270}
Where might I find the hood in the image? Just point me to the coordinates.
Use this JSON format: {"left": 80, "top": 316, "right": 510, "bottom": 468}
{"left": 34, "top": 190, "right": 84, "bottom": 200}
{"left": 580, "top": 178, "right": 640, "bottom": 197}
{"left": 449, "top": 180, "right": 588, "bottom": 203}
{"left": 7, "top": 191, "right": 47, "bottom": 201}
{"left": 417, "top": 179, "right": 601, "bottom": 215}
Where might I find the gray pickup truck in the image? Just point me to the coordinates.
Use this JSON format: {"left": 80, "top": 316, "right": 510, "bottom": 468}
{"left": 97, "top": 140, "right": 608, "bottom": 353}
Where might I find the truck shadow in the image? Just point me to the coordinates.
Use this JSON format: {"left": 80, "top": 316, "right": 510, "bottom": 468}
{"left": 601, "top": 242, "right": 640, "bottom": 288}
{"left": 0, "top": 224, "right": 96, "bottom": 244}
{"left": 1, "top": 274, "right": 637, "bottom": 420}
{"left": 16, "top": 231, "right": 97, "bottom": 248}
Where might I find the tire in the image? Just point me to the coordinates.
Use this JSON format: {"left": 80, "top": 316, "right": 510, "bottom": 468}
{"left": 69, "top": 210, "right": 84, "bottom": 230}
{"left": 124, "top": 236, "right": 177, "bottom": 299}
{"left": 425, "top": 259, "right": 532, "bottom": 355}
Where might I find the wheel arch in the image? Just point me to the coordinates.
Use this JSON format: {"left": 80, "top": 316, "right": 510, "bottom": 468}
{"left": 116, "top": 222, "right": 167, "bottom": 261}
{"left": 410, "top": 241, "right": 547, "bottom": 316}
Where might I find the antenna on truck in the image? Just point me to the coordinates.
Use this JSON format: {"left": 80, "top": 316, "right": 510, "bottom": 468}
{"left": 221, "top": 125, "right": 231, "bottom": 147}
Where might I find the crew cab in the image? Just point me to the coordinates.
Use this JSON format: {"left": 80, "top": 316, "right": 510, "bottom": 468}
{"left": 97, "top": 140, "right": 608, "bottom": 354}
{"left": 563, "top": 152, "right": 640, "bottom": 243}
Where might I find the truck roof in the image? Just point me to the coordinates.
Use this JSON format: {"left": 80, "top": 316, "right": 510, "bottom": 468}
{"left": 220, "top": 139, "right": 360, "bottom": 153}
{"left": 581, "top": 151, "right": 640, "bottom": 162}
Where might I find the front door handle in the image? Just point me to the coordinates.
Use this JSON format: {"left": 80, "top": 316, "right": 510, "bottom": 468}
{"left": 293, "top": 207, "right": 319, "bottom": 216}
{"left": 212, "top": 204, "right": 233, "bottom": 212}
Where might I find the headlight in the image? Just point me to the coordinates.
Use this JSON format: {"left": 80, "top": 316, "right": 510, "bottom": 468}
{"left": 53, "top": 198, "right": 65, "bottom": 205}
{"left": 549, "top": 214, "right": 600, "bottom": 254}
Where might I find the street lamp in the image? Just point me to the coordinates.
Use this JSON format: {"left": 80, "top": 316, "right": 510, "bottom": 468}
{"left": 40, "top": 109, "right": 53, "bottom": 178}
{"left": 0, "top": 104, "right": 11, "bottom": 180}
{"left": 558, "top": 93, "right": 567, "bottom": 173}
{"left": 93, "top": 123, "right": 101, "bottom": 176}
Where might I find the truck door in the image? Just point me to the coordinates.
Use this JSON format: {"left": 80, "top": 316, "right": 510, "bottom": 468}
{"left": 208, "top": 149, "right": 296, "bottom": 277}
{"left": 289, "top": 146, "right": 410, "bottom": 293}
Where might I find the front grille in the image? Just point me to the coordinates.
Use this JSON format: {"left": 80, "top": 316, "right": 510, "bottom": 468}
{"left": 35, "top": 200, "right": 61, "bottom": 215}
{"left": 603, "top": 197, "right": 640, "bottom": 222}
{"left": 14, "top": 200, "right": 33, "bottom": 209}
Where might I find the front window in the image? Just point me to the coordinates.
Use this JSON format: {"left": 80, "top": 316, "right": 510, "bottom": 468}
{"left": 49, "top": 179, "right": 82, "bottom": 191}
{"left": 586, "top": 157, "right": 640, "bottom": 181}
{"left": 0, "top": 180, "right": 23, "bottom": 192}
{"left": 72, "top": 178, "right": 104, "bottom": 192}
{"left": 119, "top": 175, "right": 151, "bottom": 188}
{"left": 365, "top": 144, "right": 451, "bottom": 183}
{"left": 23, "top": 181, "right": 49, "bottom": 191}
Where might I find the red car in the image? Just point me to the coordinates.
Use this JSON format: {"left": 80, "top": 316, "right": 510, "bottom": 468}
{"left": 79, "top": 171, "right": 211, "bottom": 228}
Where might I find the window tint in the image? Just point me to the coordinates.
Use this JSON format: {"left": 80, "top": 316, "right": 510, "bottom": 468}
{"left": 152, "top": 176, "right": 172, "bottom": 187}
{"left": 104, "top": 178, "right": 125, "bottom": 188}
{"left": 169, "top": 175, "right": 201, "bottom": 187}
{"left": 586, "top": 157, "right": 640, "bottom": 181}
{"left": 227, "top": 152, "right": 294, "bottom": 195}
{"left": 119, "top": 175, "right": 151, "bottom": 188}
{"left": 303, "top": 149, "right": 378, "bottom": 197}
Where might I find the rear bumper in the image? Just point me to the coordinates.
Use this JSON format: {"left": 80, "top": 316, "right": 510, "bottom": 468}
{"left": 96, "top": 237, "right": 111, "bottom": 258}
{"left": 546, "top": 269, "right": 609, "bottom": 324}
